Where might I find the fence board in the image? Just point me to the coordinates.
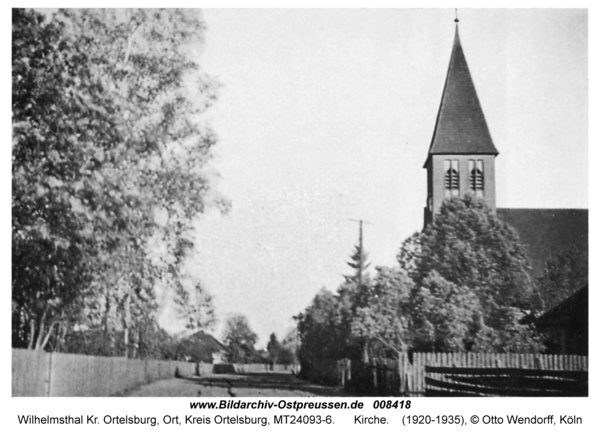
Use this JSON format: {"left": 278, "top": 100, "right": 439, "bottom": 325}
{"left": 12, "top": 349, "right": 50, "bottom": 397}
{"left": 12, "top": 349, "right": 296, "bottom": 397}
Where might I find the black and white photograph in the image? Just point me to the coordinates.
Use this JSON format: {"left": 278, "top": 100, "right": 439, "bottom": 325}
{"left": 11, "top": 6, "right": 589, "bottom": 405}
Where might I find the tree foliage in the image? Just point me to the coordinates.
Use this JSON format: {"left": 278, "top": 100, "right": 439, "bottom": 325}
{"left": 410, "top": 271, "right": 481, "bottom": 351}
{"left": 12, "top": 8, "right": 117, "bottom": 350}
{"left": 297, "top": 197, "right": 545, "bottom": 363}
{"left": 175, "top": 281, "right": 216, "bottom": 335}
{"left": 12, "top": 8, "right": 224, "bottom": 355}
{"left": 536, "top": 247, "right": 588, "bottom": 310}
{"left": 266, "top": 333, "right": 281, "bottom": 364}
{"left": 345, "top": 244, "right": 370, "bottom": 282}
{"left": 351, "top": 267, "right": 413, "bottom": 356}
{"left": 295, "top": 288, "right": 346, "bottom": 365}
{"left": 222, "top": 315, "right": 258, "bottom": 363}
{"left": 409, "top": 197, "right": 544, "bottom": 352}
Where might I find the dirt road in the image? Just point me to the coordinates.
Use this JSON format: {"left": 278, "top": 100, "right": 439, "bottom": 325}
{"left": 125, "top": 372, "right": 349, "bottom": 397}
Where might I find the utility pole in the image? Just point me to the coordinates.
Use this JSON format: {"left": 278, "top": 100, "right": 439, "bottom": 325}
{"left": 349, "top": 218, "right": 373, "bottom": 365}
{"left": 349, "top": 219, "right": 372, "bottom": 288}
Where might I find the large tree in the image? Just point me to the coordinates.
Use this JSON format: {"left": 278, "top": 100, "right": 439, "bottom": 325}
{"left": 12, "top": 9, "right": 121, "bottom": 350}
{"left": 351, "top": 266, "right": 413, "bottom": 357}
{"left": 406, "top": 197, "right": 544, "bottom": 352}
{"left": 295, "top": 288, "right": 347, "bottom": 367}
{"left": 266, "top": 333, "right": 282, "bottom": 364}
{"left": 222, "top": 315, "right": 258, "bottom": 363}
{"left": 175, "top": 281, "right": 216, "bottom": 335}
{"left": 12, "top": 8, "right": 225, "bottom": 354}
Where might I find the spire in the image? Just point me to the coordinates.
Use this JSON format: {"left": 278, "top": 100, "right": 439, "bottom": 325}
{"left": 425, "top": 24, "right": 498, "bottom": 165}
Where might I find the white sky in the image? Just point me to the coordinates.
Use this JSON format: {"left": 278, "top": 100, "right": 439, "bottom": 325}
{"left": 165, "top": 9, "right": 589, "bottom": 345}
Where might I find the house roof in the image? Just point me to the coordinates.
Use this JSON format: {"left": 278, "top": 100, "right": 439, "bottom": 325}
{"left": 534, "top": 285, "right": 588, "bottom": 327}
{"left": 425, "top": 26, "right": 498, "bottom": 166}
{"left": 496, "top": 208, "right": 588, "bottom": 278}
{"left": 185, "top": 331, "right": 226, "bottom": 353}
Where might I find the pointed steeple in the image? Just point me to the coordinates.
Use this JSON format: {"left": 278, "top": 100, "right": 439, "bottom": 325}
{"left": 423, "top": 22, "right": 499, "bottom": 227}
{"left": 425, "top": 25, "right": 498, "bottom": 165}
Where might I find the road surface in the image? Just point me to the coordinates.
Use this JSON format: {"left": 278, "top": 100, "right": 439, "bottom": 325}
{"left": 125, "top": 372, "right": 349, "bottom": 397}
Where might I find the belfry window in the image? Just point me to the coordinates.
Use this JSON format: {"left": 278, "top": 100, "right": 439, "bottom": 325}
{"left": 469, "top": 159, "right": 484, "bottom": 198}
{"left": 444, "top": 159, "right": 459, "bottom": 198}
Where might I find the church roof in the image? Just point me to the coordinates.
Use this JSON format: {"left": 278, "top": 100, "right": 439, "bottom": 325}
{"left": 534, "top": 285, "right": 588, "bottom": 327}
{"left": 425, "top": 26, "right": 498, "bottom": 166}
{"left": 496, "top": 208, "right": 588, "bottom": 278}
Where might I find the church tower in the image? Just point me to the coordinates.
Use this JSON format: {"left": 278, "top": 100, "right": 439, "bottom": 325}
{"left": 424, "top": 23, "right": 499, "bottom": 225}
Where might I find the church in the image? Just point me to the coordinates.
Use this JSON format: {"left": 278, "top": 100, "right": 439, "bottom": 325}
{"left": 423, "top": 22, "right": 588, "bottom": 280}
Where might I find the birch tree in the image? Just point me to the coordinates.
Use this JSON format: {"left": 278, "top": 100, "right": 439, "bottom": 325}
{"left": 12, "top": 8, "right": 225, "bottom": 354}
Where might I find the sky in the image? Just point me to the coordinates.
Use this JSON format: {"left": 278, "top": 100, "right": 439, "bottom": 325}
{"left": 157, "top": 8, "right": 589, "bottom": 346}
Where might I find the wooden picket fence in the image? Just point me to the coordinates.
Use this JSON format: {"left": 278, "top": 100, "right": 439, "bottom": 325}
{"left": 12, "top": 349, "right": 297, "bottom": 397}
{"left": 312, "top": 352, "right": 588, "bottom": 396}
{"left": 405, "top": 352, "right": 587, "bottom": 396}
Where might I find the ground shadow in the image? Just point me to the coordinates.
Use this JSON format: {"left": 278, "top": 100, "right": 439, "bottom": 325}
{"left": 181, "top": 372, "right": 349, "bottom": 397}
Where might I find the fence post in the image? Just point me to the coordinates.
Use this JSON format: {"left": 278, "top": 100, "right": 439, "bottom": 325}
{"left": 371, "top": 363, "right": 377, "bottom": 395}
{"left": 398, "top": 352, "right": 407, "bottom": 395}
{"left": 346, "top": 359, "right": 351, "bottom": 383}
